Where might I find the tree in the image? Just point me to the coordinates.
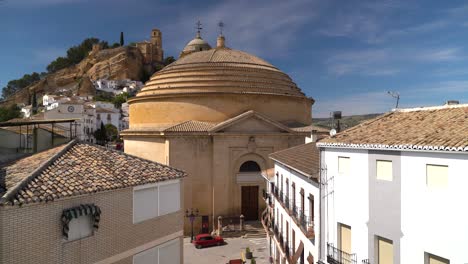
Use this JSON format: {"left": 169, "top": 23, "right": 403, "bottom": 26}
{"left": 0, "top": 104, "right": 21, "bottom": 122}
{"left": 111, "top": 43, "right": 120, "bottom": 48}
{"left": 1, "top": 72, "right": 41, "bottom": 99}
{"left": 105, "top": 124, "right": 118, "bottom": 142}
{"left": 120, "top": 32, "right": 124, "bottom": 46}
{"left": 112, "top": 92, "right": 129, "bottom": 108}
{"left": 163, "top": 56, "right": 176, "bottom": 66}
{"left": 32, "top": 91, "right": 37, "bottom": 114}
{"left": 94, "top": 122, "right": 107, "bottom": 145}
{"left": 46, "top": 38, "right": 109, "bottom": 73}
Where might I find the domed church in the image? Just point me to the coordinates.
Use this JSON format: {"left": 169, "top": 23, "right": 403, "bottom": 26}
{"left": 121, "top": 28, "right": 314, "bottom": 234}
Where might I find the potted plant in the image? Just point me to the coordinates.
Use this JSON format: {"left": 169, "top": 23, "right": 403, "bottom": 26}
{"left": 245, "top": 247, "right": 253, "bottom": 259}
{"left": 250, "top": 258, "right": 256, "bottom": 264}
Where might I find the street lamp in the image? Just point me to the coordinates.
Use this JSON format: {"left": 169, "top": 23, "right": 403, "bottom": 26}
{"left": 185, "top": 208, "right": 199, "bottom": 242}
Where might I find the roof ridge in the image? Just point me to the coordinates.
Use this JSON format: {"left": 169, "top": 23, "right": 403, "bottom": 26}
{"left": 0, "top": 140, "right": 78, "bottom": 205}
{"left": 331, "top": 112, "right": 393, "bottom": 137}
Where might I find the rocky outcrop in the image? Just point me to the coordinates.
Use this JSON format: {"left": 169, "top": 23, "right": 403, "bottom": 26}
{"left": 3, "top": 46, "right": 145, "bottom": 106}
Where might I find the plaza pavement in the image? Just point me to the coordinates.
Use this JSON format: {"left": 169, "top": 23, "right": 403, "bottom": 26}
{"left": 184, "top": 236, "right": 270, "bottom": 264}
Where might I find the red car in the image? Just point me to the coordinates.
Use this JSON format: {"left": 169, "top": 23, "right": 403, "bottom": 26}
{"left": 193, "top": 234, "right": 224, "bottom": 249}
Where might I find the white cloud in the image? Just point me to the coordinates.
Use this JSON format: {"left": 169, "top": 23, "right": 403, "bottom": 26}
{"left": 415, "top": 47, "right": 464, "bottom": 62}
{"left": 325, "top": 49, "right": 399, "bottom": 76}
{"left": 162, "top": 0, "right": 319, "bottom": 59}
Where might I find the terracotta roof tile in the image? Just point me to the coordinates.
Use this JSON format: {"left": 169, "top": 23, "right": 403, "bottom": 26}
{"left": 165, "top": 120, "right": 216, "bottom": 132}
{"left": 269, "top": 143, "right": 320, "bottom": 180}
{"left": 0, "top": 141, "right": 186, "bottom": 206}
{"left": 318, "top": 104, "right": 468, "bottom": 152}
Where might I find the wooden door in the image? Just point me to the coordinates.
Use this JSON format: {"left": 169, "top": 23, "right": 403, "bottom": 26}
{"left": 242, "top": 186, "right": 259, "bottom": 220}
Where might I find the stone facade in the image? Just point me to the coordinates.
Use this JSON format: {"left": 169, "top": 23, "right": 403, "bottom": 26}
{"left": 0, "top": 186, "right": 184, "bottom": 264}
{"left": 136, "top": 29, "right": 163, "bottom": 65}
{"left": 122, "top": 36, "right": 313, "bottom": 235}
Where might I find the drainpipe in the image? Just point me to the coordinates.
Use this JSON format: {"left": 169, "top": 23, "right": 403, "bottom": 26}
{"left": 318, "top": 147, "right": 325, "bottom": 264}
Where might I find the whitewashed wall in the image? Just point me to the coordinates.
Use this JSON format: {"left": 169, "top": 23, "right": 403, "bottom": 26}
{"left": 321, "top": 148, "right": 369, "bottom": 263}
{"left": 400, "top": 151, "right": 468, "bottom": 263}
{"left": 272, "top": 162, "right": 320, "bottom": 263}
{"left": 321, "top": 146, "right": 468, "bottom": 264}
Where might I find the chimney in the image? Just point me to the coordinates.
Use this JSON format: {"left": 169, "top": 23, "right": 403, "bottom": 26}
{"left": 445, "top": 100, "right": 459, "bottom": 105}
{"left": 217, "top": 35, "right": 225, "bottom": 48}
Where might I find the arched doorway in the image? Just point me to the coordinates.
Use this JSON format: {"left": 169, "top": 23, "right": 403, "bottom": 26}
{"left": 239, "top": 160, "right": 261, "bottom": 221}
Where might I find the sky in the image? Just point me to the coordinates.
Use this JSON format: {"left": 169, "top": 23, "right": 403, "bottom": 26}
{"left": 0, "top": 0, "right": 467, "bottom": 117}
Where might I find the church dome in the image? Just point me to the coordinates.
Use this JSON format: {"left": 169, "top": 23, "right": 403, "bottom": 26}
{"left": 138, "top": 47, "right": 306, "bottom": 98}
{"left": 129, "top": 39, "right": 313, "bottom": 127}
{"left": 180, "top": 33, "right": 211, "bottom": 57}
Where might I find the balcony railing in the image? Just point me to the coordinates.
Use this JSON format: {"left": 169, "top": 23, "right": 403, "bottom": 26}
{"left": 284, "top": 196, "right": 290, "bottom": 210}
{"left": 327, "top": 243, "right": 357, "bottom": 264}
{"left": 362, "top": 260, "right": 370, "bottom": 264}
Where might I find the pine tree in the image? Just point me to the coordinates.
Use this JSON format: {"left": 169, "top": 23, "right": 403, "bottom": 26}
{"left": 120, "top": 32, "right": 124, "bottom": 46}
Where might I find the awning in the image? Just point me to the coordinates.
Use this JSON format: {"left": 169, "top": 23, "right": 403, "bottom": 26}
{"left": 61, "top": 204, "right": 101, "bottom": 239}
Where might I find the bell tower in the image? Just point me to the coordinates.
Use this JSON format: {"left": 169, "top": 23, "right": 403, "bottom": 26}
{"left": 150, "top": 29, "right": 163, "bottom": 62}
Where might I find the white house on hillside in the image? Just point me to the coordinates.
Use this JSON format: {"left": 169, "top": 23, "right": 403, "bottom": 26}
{"left": 265, "top": 143, "right": 321, "bottom": 264}
{"left": 316, "top": 103, "right": 468, "bottom": 264}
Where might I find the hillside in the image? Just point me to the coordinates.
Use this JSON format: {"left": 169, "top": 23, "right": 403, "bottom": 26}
{"left": 1, "top": 45, "right": 147, "bottom": 107}
{"left": 313, "top": 113, "right": 382, "bottom": 130}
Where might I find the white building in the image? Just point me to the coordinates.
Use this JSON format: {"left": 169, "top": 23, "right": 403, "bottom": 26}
{"left": 93, "top": 79, "right": 143, "bottom": 95}
{"left": 265, "top": 143, "right": 321, "bottom": 264}
{"left": 317, "top": 103, "right": 468, "bottom": 264}
{"left": 20, "top": 105, "right": 32, "bottom": 118}
{"left": 95, "top": 107, "right": 120, "bottom": 130}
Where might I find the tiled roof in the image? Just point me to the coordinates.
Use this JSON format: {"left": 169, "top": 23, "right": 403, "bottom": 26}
{"left": 0, "top": 144, "right": 68, "bottom": 197}
{"left": 269, "top": 143, "right": 320, "bottom": 180}
{"left": 165, "top": 120, "right": 216, "bottom": 132}
{"left": 96, "top": 107, "right": 118, "bottom": 113}
{"left": 0, "top": 141, "right": 186, "bottom": 206}
{"left": 318, "top": 104, "right": 468, "bottom": 152}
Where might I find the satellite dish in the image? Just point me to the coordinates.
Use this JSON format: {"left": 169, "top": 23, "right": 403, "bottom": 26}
{"left": 330, "top": 129, "right": 337, "bottom": 137}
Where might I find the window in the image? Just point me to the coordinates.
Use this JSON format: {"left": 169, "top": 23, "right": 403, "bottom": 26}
{"left": 159, "top": 182, "right": 181, "bottom": 216}
{"left": 426, "top": 165, "right": 448, "bottom": 188}
{"left": 158, "top": 239, "right": 181, "bottom": 264}
{"left": 376, "top": 160, "right": 393, "bottom": 181}
{"left": 377, "top": 236, "right": 393, "bottom": 264}
{"left": 61, "top": 204, "right": 101, "bottom": 241}
{"left": 68, "top": 215, "right": 93, "bottom": 241}
{"left": 133, "top": 185, "right": 158, "bottom": 223}
{"left": 425, "top": 252, "right": 449, "bottom": 264}
{"left": 133, "top": 238, "right": 181, "bottom": 264}
{"left": 133, "top": 180, "right": 181, "bottom": 224}
{"left": 338, "top": 157, "right": 350, "bottom": 174}
{"left": 338, "top": 223, "right": 351, "bottom": 254}
{"left": 308, "top": 194, "right": 314, "bottom": 223}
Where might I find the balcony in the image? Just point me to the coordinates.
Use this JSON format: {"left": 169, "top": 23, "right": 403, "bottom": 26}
{"left": 284, "top": 196, "right": 290, "bottom": 210}
{"left": 327, "top": 243, "right": 357, "bottom": 264}
{"left": 294, "top": 210, "right": 315, "bottom": 239}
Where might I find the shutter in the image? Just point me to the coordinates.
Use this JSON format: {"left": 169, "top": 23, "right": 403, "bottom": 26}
{"left": 378, "top": 237, "right": 393, "bottom": 264}
{"left": 338, "top": 157, "right": 350, "bottom": 174}
{"left": 159, "top": 181, "right": 180, "bottom": 216}
{"left": 427, "top": 165, "right": 448, "bottom": 188}
{"left": 158, "top": 239, "right": 181, "bottom": 264}
{"left": 339, "top": 224, "right": 351, "bottom": 254}
{"left": 134, "top": 186, "right": 159, "bottom": 223}
{"left": 376, "top": 160, "right": 393, "bottom": 181}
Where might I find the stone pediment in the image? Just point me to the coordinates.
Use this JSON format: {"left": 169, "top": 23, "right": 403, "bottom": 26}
{"left": 210, "top": 110, "right": 293, "bottom": 133}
